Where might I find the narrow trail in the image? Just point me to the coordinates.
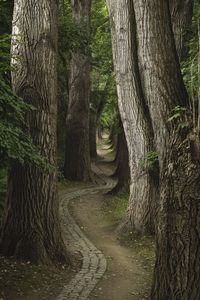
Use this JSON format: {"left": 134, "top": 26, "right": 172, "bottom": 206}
{"left": 57, "top": 139, "right": 154, "bottom": 300}
{"left": 57, "top": 141, "right": 116, "bottom": 300}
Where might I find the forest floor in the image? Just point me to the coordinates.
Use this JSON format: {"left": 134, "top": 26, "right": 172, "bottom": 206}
{"left": 0, "top": 138, "right": 155, "bottom": 300}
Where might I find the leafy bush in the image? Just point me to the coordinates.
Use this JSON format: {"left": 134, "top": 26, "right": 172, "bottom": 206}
{"left": 0, "top": 35, "right": 47, "bottom": 168}
{"left": 139, "top": 151, "right": 159, "bottom": 172}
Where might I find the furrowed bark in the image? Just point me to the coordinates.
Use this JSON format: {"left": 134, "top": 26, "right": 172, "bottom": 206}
{"left": 0, "top": 0, "right": 68, "bottom": 265}
{"left": 107, "top": 0, "right": 158, "bottom": 234}
{"left": 133, "top": 0, "right": 200, "bottom": 298}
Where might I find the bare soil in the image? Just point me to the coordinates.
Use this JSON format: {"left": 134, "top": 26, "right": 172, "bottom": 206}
{"left": 0, "top": 256, "right": 74, "bottom": 300}
{"left": 69, "top": 192, "right": 154, "bottom": 300}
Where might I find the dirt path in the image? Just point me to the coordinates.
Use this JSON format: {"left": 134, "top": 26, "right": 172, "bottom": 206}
{"left": 71, "top": 195, "right": 153, "bottom": 300}
{"left": 0, "top": 139, "right": 154, "bottom": 300}
{"left": 59, "top": 139, "right": 154, "bottom": 300}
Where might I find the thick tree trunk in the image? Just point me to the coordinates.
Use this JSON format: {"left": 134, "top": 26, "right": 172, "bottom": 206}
{"left": 0, "top": 0, "right": 67, "bottom": 264}
{"left": 133, "top": 0, "right": 200, "bottom": 298}
{"left": 107, "top": 0, "right": 158, "bottom": 234}
{"left": 64, "top": 0, "right": 92, "bottom": 182}
{"left": 109, "top": 121, "right": 130, "bottom": 194}
{"left": 169, "top": 0, "right": 193, "bottom": 60}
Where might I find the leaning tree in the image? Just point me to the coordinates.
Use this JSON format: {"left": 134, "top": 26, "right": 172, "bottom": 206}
{"left": 133, "top": 0, "right": 200, "bottom": 298}
{"left": 107, "top": 0, "right": 158, "bottom": 234}
{"left": 0, "top": 0, "right": 67, "bottom": 264}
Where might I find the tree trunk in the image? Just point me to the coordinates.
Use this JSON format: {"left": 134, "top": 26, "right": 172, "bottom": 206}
{"left": 107, "top": 0, "right": 158, "bottom": 234}
{"left": 133, "top": 0, "right": 200, "bottom": 298}
{"left": 97, "top": 123, "right": 103, "bottom": 140}
{"left": 0, "top": 0, "right": 68, "bottom": 264}
{"left": 109, "top": 125, "right": 118, "bottom": 150}
{"left": 109, "top": 120, "right": 130, "bottom": 194}
{"left": 89, "top": 104, "right": 98, "bottom": 158}
{"left": 169, "top": 0, "right": 193, "bottom": 60}
{"left": 64, "top": 0, "right": 92, "bottom": 182}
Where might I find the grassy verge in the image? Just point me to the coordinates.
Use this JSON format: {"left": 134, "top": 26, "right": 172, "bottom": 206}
{"left": 103, "top": 192, "right": 155, "bottom": 271}
{"left": 102, "top": 192, "right": 129, "bottom": 223}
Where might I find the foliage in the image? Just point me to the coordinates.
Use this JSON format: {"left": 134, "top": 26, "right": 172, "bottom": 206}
{"left": 91, "top": 0, "right": 118, "bottom": 130}
{"left": 98, "top": 77, "right": 118, "bottom": 129}
{"left": 167, "top": 105, "right": 190, "bottom": 129}
{"left": 57, "top": 0, "right": 118, "bottom": 167}
{"left": 0, "top": 0, "right": 13, "bottom": 35}
{"left": 91, "top": 0, "right": 112, "bottom": 75}
{"left": 103, "top": 192, "right": 129, "bottom": 223}
{"left": 58, "top": 1, "right": 91, "bottom": 60}
{"left": 139, "top": 151, "right": 159, "bottom": 172}
{"left": 0, "top": 35, "right": 48, "bottom": 169}
{"left": 181, "top": 0, "right": 200, "bottom": 103}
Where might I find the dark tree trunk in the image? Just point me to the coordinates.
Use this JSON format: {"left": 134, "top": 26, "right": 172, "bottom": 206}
{"left": 107, "top": 0, "right": 158, "bottom": 234}
{"left": 89, "top": 105, "right": 98, "bottom": 158}
{"left": 133, "top": 0, "right": 200, "bottom": 298}
{"left": 64, "top": 0, "right": 92, "bottom": 182}
{"left": 109, "top": 121, "right": 130, "bottom": 194}
{"left": 97, "top": 124, "right": 103, "bottom": 140}
{"left": 0, "top": 0, "right": 67, "bottom": 264}
{"left": 109, "top": 125, "right": 118, "bottom": 150}
{"left": 169, "top": 0, "right": 193, "bottom": 60}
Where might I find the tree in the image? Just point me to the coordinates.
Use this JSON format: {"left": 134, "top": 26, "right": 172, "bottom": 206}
{"left": 89, "top": 91, "right": 104, "bottom": 158}
{"left": 0, "top": 0, "right": 67, "bottom": 265}
{"left": 64, "top": 0, "right": 92, "bottom": 182}
{"left": 133, "top": 0, "right": 200, "bottom": 298}
{"left": 109, "top": 119, "right": 130, "bottom": 194}
{"left": 169, "top": 0, "right": 193, "bottom": 60}
{"left": 106, "top": 0, "right": 158, "bottom": 234}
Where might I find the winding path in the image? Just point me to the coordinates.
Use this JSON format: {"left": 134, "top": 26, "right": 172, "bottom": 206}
{"left": 57, "top": 161, "right": 115, "bottom": 300}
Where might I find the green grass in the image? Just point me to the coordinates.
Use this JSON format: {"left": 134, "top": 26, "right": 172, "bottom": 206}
{"left": 103, "top": 192, "right": 129, "bottom": 223}
{"left": 103, "top": 192, "right": 155, "bottom": 269}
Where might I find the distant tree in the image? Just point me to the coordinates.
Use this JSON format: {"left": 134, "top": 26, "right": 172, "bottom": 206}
{"left": 89, "top": 91, "right": 105, "bottom": 158}
{"left": 64, "top": 0, "right": 92, "bottom": 182}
